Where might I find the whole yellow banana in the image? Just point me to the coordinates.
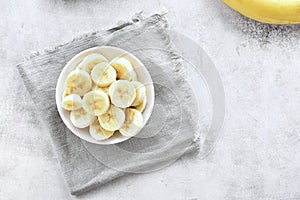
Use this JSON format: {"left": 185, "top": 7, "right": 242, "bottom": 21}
{"left": 222, "top": 0, "right": 300, "bottom": 24}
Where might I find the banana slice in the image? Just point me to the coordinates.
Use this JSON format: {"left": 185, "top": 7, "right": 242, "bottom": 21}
{"left": 89, "top": 120, "right": 114, "bottom": 140}
{"left": 119, "top": 108, "right": 143, "bottom": 137}
{"left": 70, "top": 108, "right": 96, "bottom": 128}
{"left": 61, "top": 94, "right": 82, "bottom": 111}
{"left": 82, "top": 90, "right": 110, "bottom": 116}
{"left": 91, "top": 82, "right": 97, "bottom": 90}
{"left": 133, "top": 93, "right": 147, "bottom": 112}
{"left": 76, "top": 61, "right": 83, "bottom": 70}
{"left": 64, "top": 69, "right": 92, "bottom": 96}
{"left": 131, "top": 81, "right": 146, "bottom": 106}
{"left": 62, "top": 91, "right": 70, "bottom": 99}
{"left": 111, "top": 57, "right": 135, "bottom": 80}
{"left": 81, "top": 53, "right": 108, "bottom": 73}
{"left": 94, "top": 85, "right": 109, "bottom": 94}
{"left": 109, "top": 80, "right": 136, "bottom": 108}
{"left": 91, "top": 62, "right": 117, "bottom": 87}
{"left": 98, "top": 105, "right": 125, "bottom": 131}
{"left": 131, "top": 70, "right": 138, "bottom": 81}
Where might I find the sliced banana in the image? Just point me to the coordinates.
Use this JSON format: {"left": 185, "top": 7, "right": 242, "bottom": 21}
{"left": 89, "top": 120, "right": 114, "bottom": 140}
{"left": 91, "top": 62, "right": 117, "bottom": 87}
{"left": 94, "top": 85, "right": 109, "bottom": 94}
{"left": 91, "top": 82, "right": 97, "bottom": 90}
{"left": 62, "top": 91, "right": 70, "bottom": 99}
{"left": 131, "top": 81, "right": 146, "bottom": 106}
{"left": 81, "top": 53, "right": 108, "bottom": 73}
{"left": 61, "top": 94, "right": 82, "bottom": 111}
{"left": 98, "top": 105, "right": 125, "bottom": 131}
{"left": 64, "top": 69, "right": 92, "bottom": 96}
{"left": 111, "top": 57, "right": 135, "bottom": 80}
{"left": 70, "top": 108, "right": 96, "bottom": 128}
{"left": 82, "top": 90, "right": 110, "bottom": 116}
{"left": 76, "top": 61, "right": 83, "bottom": 70}
{"left": 109, "top": 80, "right": 136, "bottom": 108}
{"left": 133, "top": 92, "right": 147, "bottom": 112}
{"left": 64, "top": 52, "right": 149, "bottom": 137}
{"left": 119, "top": 108, "right": 143, "bottom": 137}
{"left": 131, "top": 70, "right": 138, "bottom": 81}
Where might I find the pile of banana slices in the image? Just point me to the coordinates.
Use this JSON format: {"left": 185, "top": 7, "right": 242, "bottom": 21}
{"left": 61, "top": 53, "right": 147, "bottom": 141}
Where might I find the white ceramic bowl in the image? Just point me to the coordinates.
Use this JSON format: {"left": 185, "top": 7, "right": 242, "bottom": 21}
{"left": 56, "top": 46, "right": 155, "bottom": 145}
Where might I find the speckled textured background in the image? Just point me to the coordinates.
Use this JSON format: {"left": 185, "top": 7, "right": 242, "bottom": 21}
{"left": 1, "top": 0, "right": 300, "bottom": 199}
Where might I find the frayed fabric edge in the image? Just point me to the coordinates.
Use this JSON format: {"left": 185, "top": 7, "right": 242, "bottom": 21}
{"left": 20, "top": 11, "right": 168, "bottom": 62}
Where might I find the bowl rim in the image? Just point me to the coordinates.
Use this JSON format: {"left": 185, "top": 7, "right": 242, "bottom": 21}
{"left": 55, "top": 46, "right": 155, "bottom": 145}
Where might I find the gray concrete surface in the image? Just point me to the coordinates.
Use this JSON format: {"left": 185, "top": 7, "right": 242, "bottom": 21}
{"left": 1, "top": 0, "right": 300, "bottom": 199}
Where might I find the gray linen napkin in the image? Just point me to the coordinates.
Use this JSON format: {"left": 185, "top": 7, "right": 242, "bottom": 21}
{"left": 16, "top": 13, "right": 199, "bottom": 195}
